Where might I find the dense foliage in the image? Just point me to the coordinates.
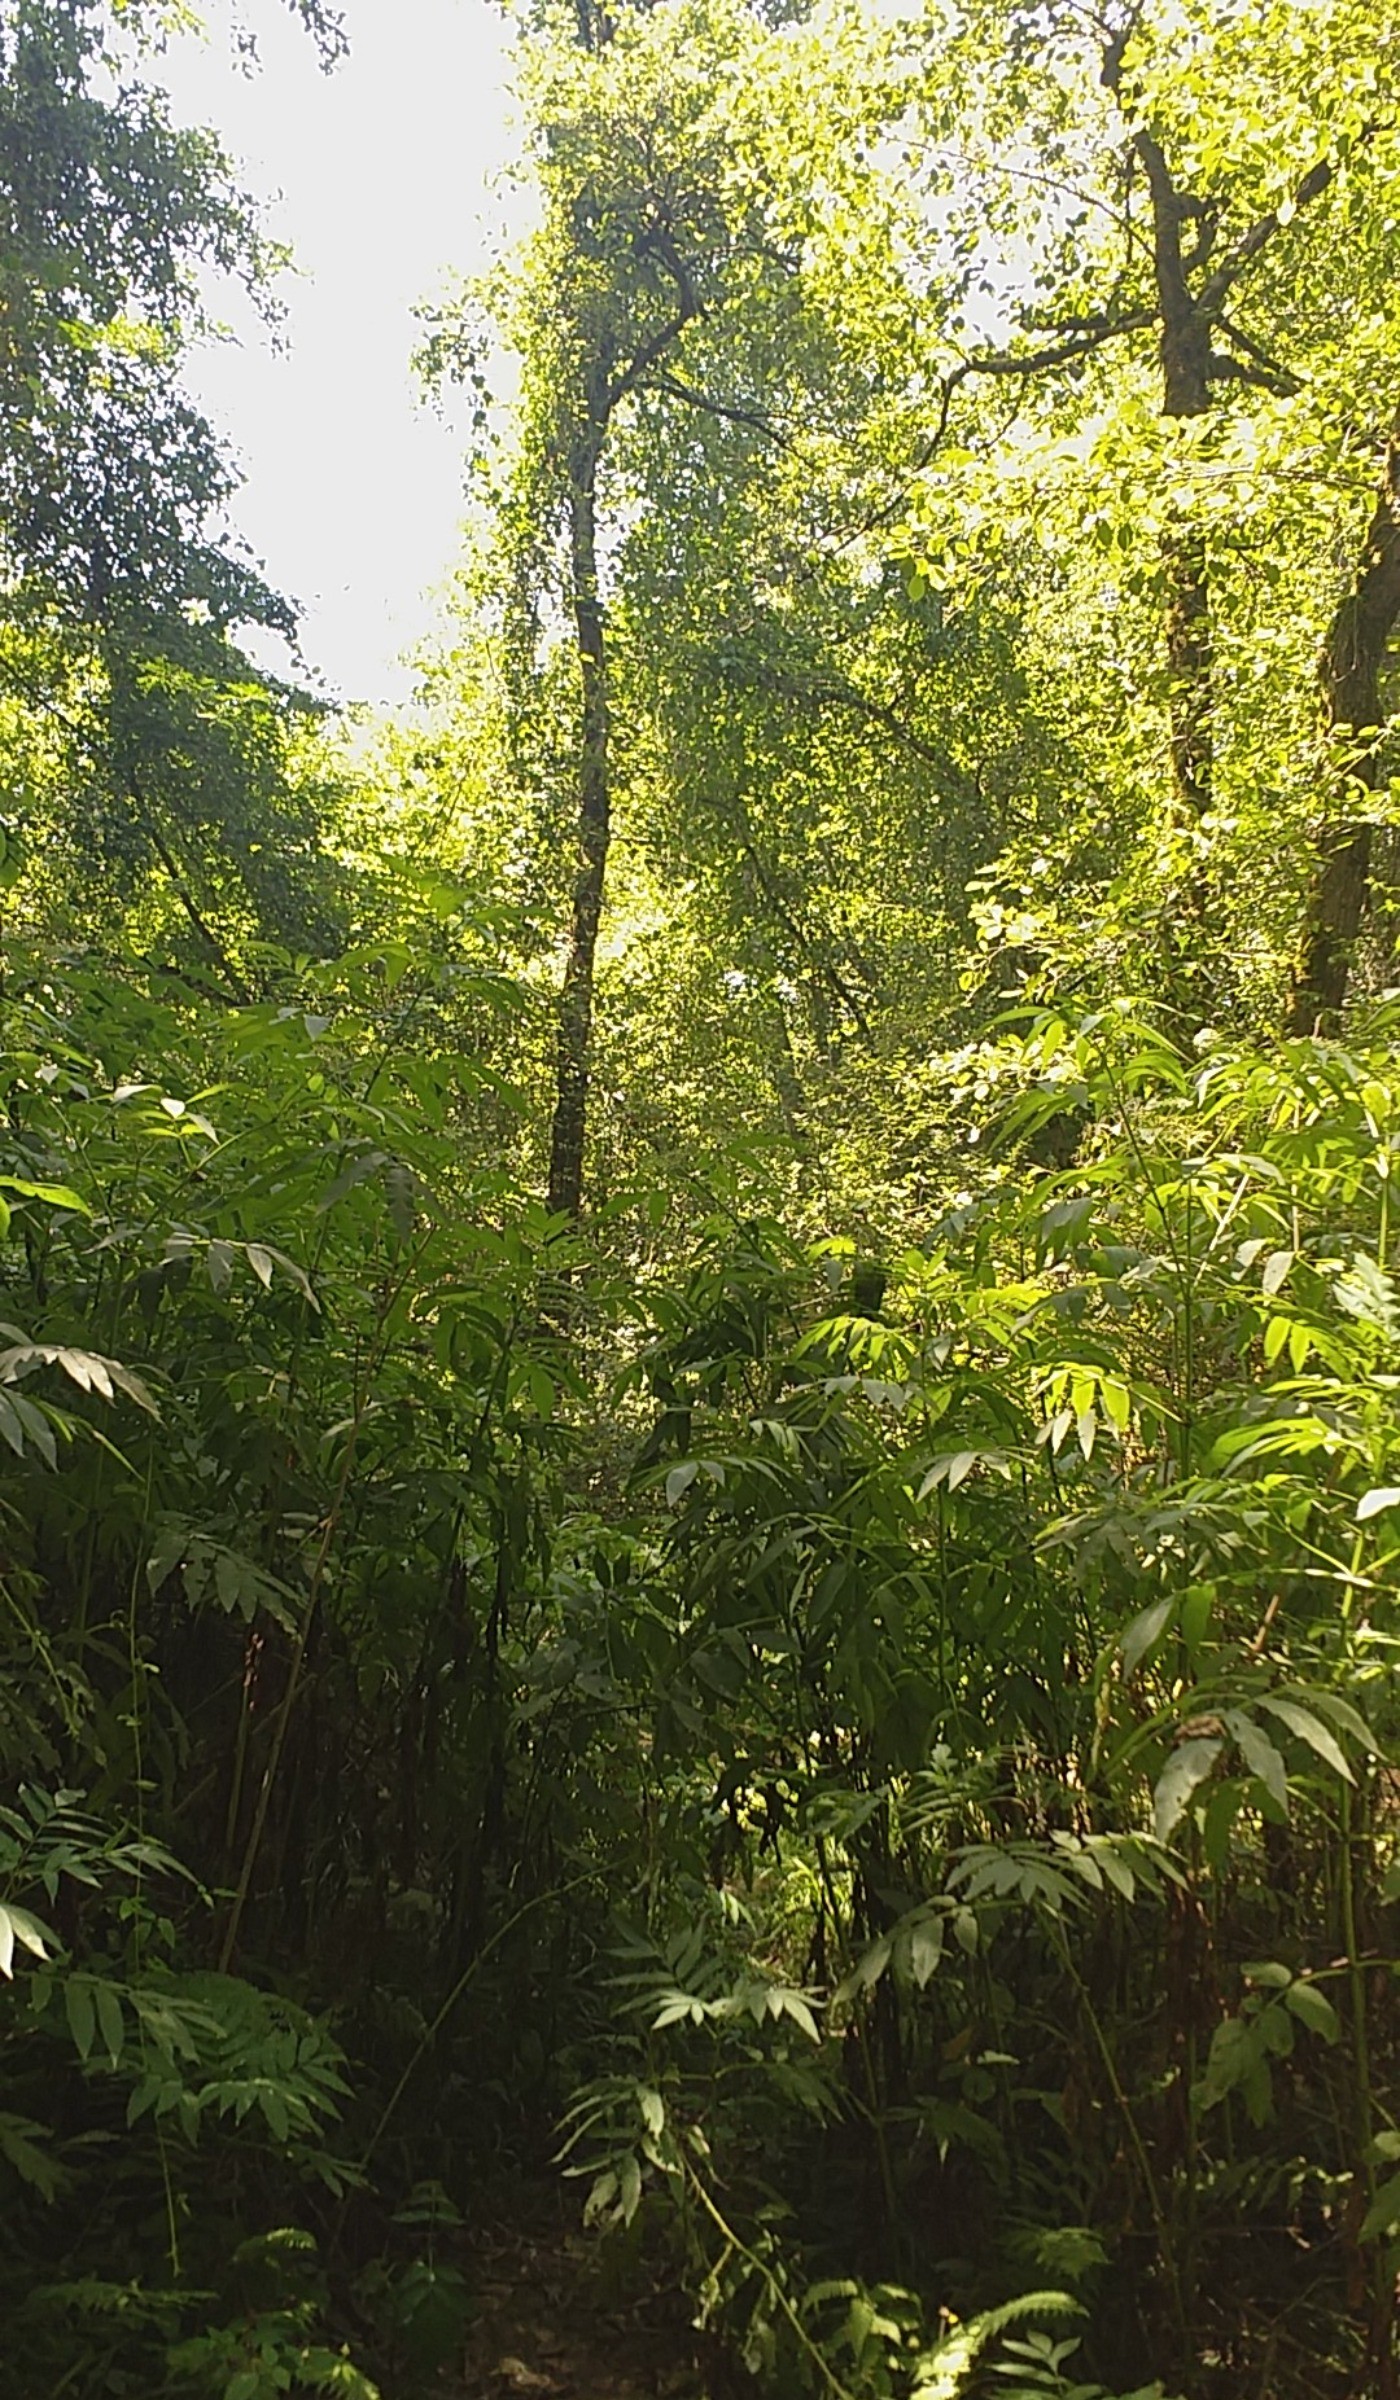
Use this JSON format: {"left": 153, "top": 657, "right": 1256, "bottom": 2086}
{"left": 3, "top": 2, "right": 1400, "bottom": 2396}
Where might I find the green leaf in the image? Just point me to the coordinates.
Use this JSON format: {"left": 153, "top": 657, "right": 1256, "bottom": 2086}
{"left": 909, "top": 1914, "right": 944, "bottom": 1989}
{"left": 1257, "top": 1696, "right": 1355, "bottom": 1784}
{"left": 260, "top": 2086, "right": 290, "bottom": 2142}
{"left": 1179, "top": 1584, "right": 1213, "bottom": 1654}
{"left": 1360, "top": 2172, "right": 1400, "bottom": 2242}
{"left": 0, "top": 1902, "right": 49, "bottom": 1979}
{"left": 1282, "top": 1981, "right": 1340, "bottom": 2042}
{"left": 1296, "top": 1689, "right": 1378, "bottom": 1755}
{"left": 1242, "top": 1959, "right": 1293, "bottom": 1989}
{"left": 0, "top": 2112, "right": 60, "bottom": 2201}
{"left": 65, "top": 1974, "right": 96, "bottom": 2061}
{"left": 0, "top": 1175, "right": 91, "bottom": 1217}
{"left": 1153, "top": 1737, "right": 1224, "bottom": 1844}
{"left": 1121, "top": 1595, "right": 1174, "bottom": 1678}
{"left": 774, "top": 1987, "right": 819, "bottom": 2041}
{"left": 95, "top": 1980, "right": 124, "bottom": 2068}
{"left": 1224, "top": 1712, "right": 1289, "bottom": 1814}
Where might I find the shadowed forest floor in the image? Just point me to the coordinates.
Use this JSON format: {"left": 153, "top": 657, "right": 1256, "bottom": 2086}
{"left": 454, "top": 2190, "right": 711, "bottom": 2400}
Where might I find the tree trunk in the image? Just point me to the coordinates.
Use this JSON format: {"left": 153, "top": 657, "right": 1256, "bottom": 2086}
{"left": 1105, "top": 61, "right": 1216, "bottom": 825}
{"left": 1290, "top": 405, "right": 1400, "bottom": 1032}
{"left": 547, "top": 409, "right": 610, "bottom": 1220}
{"left": 1149, "top": 160, "right": 1214, "bottom": 820}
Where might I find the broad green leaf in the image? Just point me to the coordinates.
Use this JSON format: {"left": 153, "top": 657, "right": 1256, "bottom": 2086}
{"left": 1153, "top": 1737, "right": 1224, "bottom": 1844}
{"left": 1121, "top": 1595, "right": 1174, "bottom": 1678}
{"left": 909, "top": 1915, "right": 944, "bottom": 1989}
{"left": 665, "top": 1460, "right": 699, "bottom": 1506}
{"left": 1282, "top": 1981, "right": 1340, "bottom": 2042}
{"left": 1299, "top": 1689, "right": 1378, "bottom": 1754}
{"left": 0, "top": 1175, "right": 91, "bottom": 1217}
{"left": 1180, "top": 1584, "right": 1213, "bottom": 1653}
{"left": 65, "top": 1975, "right": 96, "bottom": 2061}
{"left": 1225, "top": 1712, "right": 1289, "bottom": 1814}
{"left": 773, "top": 1987, "right": 819, "bottom": 2041}
{"left": 1257, "top": 1696, "right": 1355, "bottom": 1784}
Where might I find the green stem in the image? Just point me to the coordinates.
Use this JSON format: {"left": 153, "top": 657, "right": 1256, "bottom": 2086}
{"left": 680, "top": 2150, "right": 859, "bottom": 2400}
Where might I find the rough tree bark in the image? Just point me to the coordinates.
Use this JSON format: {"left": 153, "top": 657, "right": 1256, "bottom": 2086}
{"left": 1289, "top": 404, "right": 1400, "bottom": 1031}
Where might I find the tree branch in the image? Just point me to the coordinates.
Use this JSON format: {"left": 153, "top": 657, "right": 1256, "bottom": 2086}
{"left": 948, "top": 310, "right": 1156, "bottom": 390}
{"left": 725, "top": 809, "right": 875, "bottom": 1045}
{"left": 1196, "top": 154, "right": 1336, "bottom": 318}
{"left": 648, "top": 371, "right": 795, "bottom": 450}
{"left": 1207, "top": 348, "right": 1300, "bottom": 398}
{"left": 608, "top": 225, "right": 703, "bottom": 408}
{"left": 129, "top": 771, "right": 254, "bottom": 1006}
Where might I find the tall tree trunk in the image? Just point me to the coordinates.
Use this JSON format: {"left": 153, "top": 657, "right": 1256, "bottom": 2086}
{"left": 1148, "top": 163, "right": 1214, "bottom": 820}
{"left": 1139, "top": 138, "right": 1217, "bottom": 1020}
{"left": 1104, "top": 46, "right": 1216, "bottom": 823}
{"left": 1290, "top": 405, "right": 1400, "bottom": 1032}
{"left": 547, "top": 408, "right": 610, "bottom": 1220}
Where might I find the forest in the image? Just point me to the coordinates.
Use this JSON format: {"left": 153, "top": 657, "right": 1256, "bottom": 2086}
{"left": 2, "top": 0, "right": 1400, "bottom": 2393}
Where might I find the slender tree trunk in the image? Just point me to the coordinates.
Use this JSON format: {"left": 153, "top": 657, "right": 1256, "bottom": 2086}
{"left": 1103, "top": 48, "right": 1216, "bottom": 824}
{"left": 1142, "top": 156, "right": 1218, "bottom": 1022}
{"left": 1147, "top": 157, "right": 1214, "bottom": 820}
{"left": 1162, "top": 523, "right": 1212, "bottom": 819}
{"left": 547, "top": 406, "right": 610, "bottom": 1220}
{"left": 1290, "top": 405, "right": 1400, "bottom": 1031}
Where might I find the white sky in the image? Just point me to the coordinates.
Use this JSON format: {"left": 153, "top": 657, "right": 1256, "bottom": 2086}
{"left": 156, "top": 0, "right": 520, "bottom": 705}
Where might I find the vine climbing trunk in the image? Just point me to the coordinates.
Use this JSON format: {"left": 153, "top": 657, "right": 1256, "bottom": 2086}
{"left": 547, "top": 404, "right": 610, "bottom": 1221}
{"left": 1289, "top": 401, "right": 1400, "bottom": 1031}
